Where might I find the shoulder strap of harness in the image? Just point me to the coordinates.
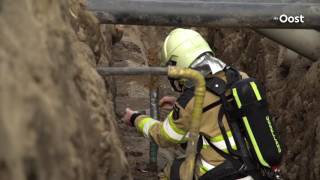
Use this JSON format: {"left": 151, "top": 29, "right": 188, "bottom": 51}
{"left": 203, "top": 66, "right": 241, "bottom": 112}
{"left": 205, "top": 66, "right": 241, "bottom": 96}
{"left": 224, "top": 66, "right": 241, "bottom": 88}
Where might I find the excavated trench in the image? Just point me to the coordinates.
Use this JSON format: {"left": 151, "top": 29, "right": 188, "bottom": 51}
{"left": 1, "top": 1, "right": 320, "bottom": 180}
{"left": 111, "top": 26, "right": 320, "bottom": 180}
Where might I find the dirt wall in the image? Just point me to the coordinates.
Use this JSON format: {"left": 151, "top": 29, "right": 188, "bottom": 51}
{"left": 0, "top": 0, "right": 130, "bottom": 180}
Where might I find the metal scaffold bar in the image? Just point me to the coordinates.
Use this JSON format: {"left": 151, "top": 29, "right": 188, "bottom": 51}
{"left": 87, "top": 0, "right": 320, "bottom": 28}
{"left": 96, "top": 67, "right": 168, "bottom": 76}
{"left": 149, "top": 88, "right": 159, "bottom": 170}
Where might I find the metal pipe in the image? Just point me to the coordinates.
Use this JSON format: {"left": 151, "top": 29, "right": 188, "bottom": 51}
{"left": 96, "top": 67, "right": 168, "bottom": 76}
{"left": 87, "top": 0, "right": 320, "bottom": 28}
{"left": 97, "top": 66, "right": 206, "bottom": 180}
{"left": 149, "top": 88, "right": 159, "bottom": 171}
{"left": 148, "top": 48, "right": 161, "bottom": 170}
{"left": 168, "top": 67, "right": 206, "bottom": 180}
{"left": 255, "top": 29, "right": 320, "bottom": 61}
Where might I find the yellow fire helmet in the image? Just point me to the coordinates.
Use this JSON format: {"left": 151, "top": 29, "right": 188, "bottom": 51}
{"left": 161, "top": 28, "right": 214, "bottom": 68}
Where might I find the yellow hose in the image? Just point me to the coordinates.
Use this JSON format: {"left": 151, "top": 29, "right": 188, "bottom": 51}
{"left": 168, "top": 66, "right": 206, "bottom": 180}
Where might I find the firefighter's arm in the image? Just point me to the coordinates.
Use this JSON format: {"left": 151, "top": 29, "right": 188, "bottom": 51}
{"left": 133, "top": 89, "right": 194, "bottom": 147}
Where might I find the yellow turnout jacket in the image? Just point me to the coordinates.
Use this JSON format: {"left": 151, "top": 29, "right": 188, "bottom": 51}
{"left": 134, "top": 71, "right": 249, "bottom": 178}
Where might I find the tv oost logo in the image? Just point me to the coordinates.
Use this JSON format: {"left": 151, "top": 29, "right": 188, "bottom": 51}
{"left": 274, "top": 14, "right": 305, "bottom": 24}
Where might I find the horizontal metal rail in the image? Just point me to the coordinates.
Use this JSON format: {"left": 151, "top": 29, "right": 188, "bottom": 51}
{"left": 96, "top": 67, "right": 168, "bottom": 76}
{"left": 87, "top": 0, "right": 320, "bottom": 28}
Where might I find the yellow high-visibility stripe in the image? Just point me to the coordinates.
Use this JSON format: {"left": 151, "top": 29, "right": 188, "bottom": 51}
{"left": 210, "top": 131, "right": 233, "bottom": 142}
{"left": 202, "top": 133, "right": 238, "bottom": 152}
{"left": 199, "top": 166, "right": 207, "bottom": 175}
{"left": 250, "top": 82, "right": 262, "bottom": 101}
{"left": 137, "top": 117, "right": 153, "bottom": 134}
{"left": 243, "top": 116, "right": 270, "bottom": 167}
{"left": 167, "top": 111, "right": 186, "bottom": 135}
{"left": 232, "top": 88, "right": 242, "bottom": 108}
{"left": 137, "top": 117, "right": 158, "bottom": 137}
{"left": 200, "top": 158, "right": 215, "bottom": 174}
{"left": 160, "top": 125, "right": 187, "bottom": 144}
{"left": 158, "top": 111, "right": 188, "bottom": 143}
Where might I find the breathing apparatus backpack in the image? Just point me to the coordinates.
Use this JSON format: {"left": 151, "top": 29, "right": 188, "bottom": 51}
{"left": 199, "top": 66, "right": 283, "bottom": 180}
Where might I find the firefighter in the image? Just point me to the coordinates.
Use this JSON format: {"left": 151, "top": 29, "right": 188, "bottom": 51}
{"left": 122, "top": 28, "right": 252, "bottom": 180}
